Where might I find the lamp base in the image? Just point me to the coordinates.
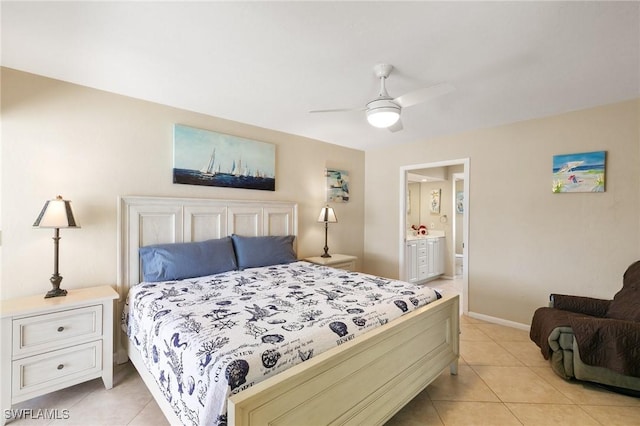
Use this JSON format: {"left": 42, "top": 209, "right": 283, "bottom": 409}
{"left": 45, "top": 274, "right": 67, "bottom": 299}
{"left": 321, "top": 253, "right": 332, "bottom": 258}
{"left": 45, "top": 287, "right": 68, "bottom": 298}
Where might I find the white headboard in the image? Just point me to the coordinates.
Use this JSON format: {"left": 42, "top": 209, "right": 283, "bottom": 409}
{"left": 117, "top": 196, "right": 298, "bottom": 298}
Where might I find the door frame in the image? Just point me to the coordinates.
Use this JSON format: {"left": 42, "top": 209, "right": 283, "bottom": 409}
{"left": 399, "top": 158, "right": 469, "bottom": 314}
{"left": 452, "top": 172, "right": 465, "bottom": 273}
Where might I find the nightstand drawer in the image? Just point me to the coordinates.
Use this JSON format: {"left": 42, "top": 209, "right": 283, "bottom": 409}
{"left": 304, "top": 254, "right": 358, "bottom": 272}
{"left": 329, "top": 261, "right": 355, "bottom": 271}
{"left": 13, "top": 305, "right": 102, "bottom": 357}
{"left": 12, "top": 340, "right": 102, "bottom": 399}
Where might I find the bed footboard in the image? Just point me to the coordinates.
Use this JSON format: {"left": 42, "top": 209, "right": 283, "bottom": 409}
{"left": 229, "top": 294, "right": 459, "bottom": 426}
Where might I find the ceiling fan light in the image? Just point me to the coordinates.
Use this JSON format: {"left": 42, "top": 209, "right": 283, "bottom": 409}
{"left": 366, "top": 107, "right": 400, "bottom": 128}
{"left": 366, "top": 98, "right": 401, "bottom": 128}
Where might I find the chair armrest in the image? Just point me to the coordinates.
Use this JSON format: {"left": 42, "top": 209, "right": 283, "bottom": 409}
{"left": 530, "top": 307, "right": 578, "bottom": 360}
{"left": 550, "top": 294, "right": 610, "bottom": 317}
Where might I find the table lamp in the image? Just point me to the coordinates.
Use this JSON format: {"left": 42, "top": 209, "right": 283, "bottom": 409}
{"left": 33, "top": 195, "right": 80, "bottom": 298}
{"left": 317, "top": 205, "right": 337, "bottom": 258}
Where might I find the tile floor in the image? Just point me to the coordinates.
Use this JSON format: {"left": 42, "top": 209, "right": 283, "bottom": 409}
{"left": 7, "top": 280, "right": 640, "bottom": 425}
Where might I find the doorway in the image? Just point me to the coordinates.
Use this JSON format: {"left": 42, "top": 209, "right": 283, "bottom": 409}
{"left": 399, "top": 159, "right": 469, "bottom": 314}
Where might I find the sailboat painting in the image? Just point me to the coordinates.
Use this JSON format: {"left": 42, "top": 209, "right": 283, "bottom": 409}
{"left": 173, "top": 124, "right": 276, "bottom": 191}
{"left": 552, "top": 151, "right": 606, "bottom": 193}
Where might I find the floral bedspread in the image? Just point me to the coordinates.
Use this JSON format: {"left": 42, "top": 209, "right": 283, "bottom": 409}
{"left": 122, "top": 261, "right": 441, "bottom": 426}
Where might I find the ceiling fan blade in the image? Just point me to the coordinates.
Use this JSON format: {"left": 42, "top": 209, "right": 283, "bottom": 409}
{"left": 309, "top": 107, "right": 364, "bottom": 114}
{"left": 388, "top": 118, "right": 403, "bottom": 133}
{"left": 394, "top": 82, "right": 455, "bottom": 109}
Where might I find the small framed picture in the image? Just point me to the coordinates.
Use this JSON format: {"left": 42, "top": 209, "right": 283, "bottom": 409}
{"left": 552, "top": 151, "right": 605, "bottom": 193}
{"left": 326, "top": 168, "right": 349, "bottom": 202}
{"left": 430, "top": 189, "right": 441, "bottom": 214}
{"left": 456, "top": 191, "right": 464, "bottom": 214}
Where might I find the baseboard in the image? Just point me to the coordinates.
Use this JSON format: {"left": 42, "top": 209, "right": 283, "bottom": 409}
{"left": 466, "top": 311, "right": 530, "bottom": 331}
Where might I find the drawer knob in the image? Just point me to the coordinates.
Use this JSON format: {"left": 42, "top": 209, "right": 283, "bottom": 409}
{"left": 57, "top": 364, "right": 64, "bottom": 370}
{"left": 57, "top": 326, "right": 64, "bottom": 332}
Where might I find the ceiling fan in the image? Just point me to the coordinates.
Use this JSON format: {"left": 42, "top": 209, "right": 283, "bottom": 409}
{"left": 310, "top": 63, "right": 455, "bottom": 132}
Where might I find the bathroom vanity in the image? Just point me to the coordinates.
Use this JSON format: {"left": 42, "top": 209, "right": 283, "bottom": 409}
{"left": 406, "top": 234, "right": 445, "bottom": 284}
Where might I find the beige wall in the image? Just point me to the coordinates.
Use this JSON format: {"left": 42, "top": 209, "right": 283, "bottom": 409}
{"left": 406, "top": 182, "right": 420, "bottom": 228}
{"left": 3, "top": 67, "right": 638, "bottom": 327}
{"left": 419, "top": 181, "right": 451, "bottom": 232}
{"left": 0, "top": 68, "right": 365, "bottom": 300}
{"left": 365, "top": 99, "right": 640, "bottom": 325}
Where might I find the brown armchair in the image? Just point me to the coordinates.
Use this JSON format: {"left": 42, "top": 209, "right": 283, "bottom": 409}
{"left": 530, "top": 260, "right": 640, "bottom": 394}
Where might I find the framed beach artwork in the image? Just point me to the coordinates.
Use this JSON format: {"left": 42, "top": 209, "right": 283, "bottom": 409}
{"left": 456, "top": 191, "right": 464, "bottom": 214}
{"left": 326, "top": 168, "right": 349, "bottom": 202}
{"left": 430, "top": 189, "right": 441, "bottom": 214}
{"left": 552, "top": 151, "right": 606, "bottom": 193}
{"left": 173, "top": 124, "right": 276, "bottom": 191}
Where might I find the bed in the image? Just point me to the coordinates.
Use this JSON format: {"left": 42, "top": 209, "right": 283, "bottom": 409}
{"left": 117, "top": 196, "right": 459, "bottom": 426}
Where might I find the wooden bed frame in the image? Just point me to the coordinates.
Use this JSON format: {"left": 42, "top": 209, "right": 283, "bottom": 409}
{"left": 117, "top": 196, "right": 459, "bottom": 425}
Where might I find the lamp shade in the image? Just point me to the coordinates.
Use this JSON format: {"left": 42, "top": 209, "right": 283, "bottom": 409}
{"left": 33, "top": 195, "right": 80, "bottom": 228}
{"left": 317, "top": 206, "right": 337, "bottom": 223}
{"left": 366, "top": 99, "right": 401, "bottom": 128}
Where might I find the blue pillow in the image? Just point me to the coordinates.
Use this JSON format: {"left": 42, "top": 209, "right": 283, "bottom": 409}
{"left": 139, "top": 237, "right": 237, "bottom": 282}
{"left": 231, "top": 234, "right": 297, "bottom": 269}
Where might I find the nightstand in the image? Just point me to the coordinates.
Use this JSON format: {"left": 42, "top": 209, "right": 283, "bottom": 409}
{"left": 0, "top": 285, "right": 119, "bottom": 422}
{"left": 304, "top": 254, "right": 358, "bottom": 271}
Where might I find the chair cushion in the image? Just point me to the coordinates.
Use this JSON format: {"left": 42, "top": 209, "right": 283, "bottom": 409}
{"left": 570, "top": 316, "right": 640, "bottom": 378}
{"left": 606, "top": 260, "right": 640, "bottom": 322}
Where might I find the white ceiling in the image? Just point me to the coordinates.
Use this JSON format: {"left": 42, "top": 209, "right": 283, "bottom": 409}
{"left": 2, "top": 1, "right": 639, "bottom": 151}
